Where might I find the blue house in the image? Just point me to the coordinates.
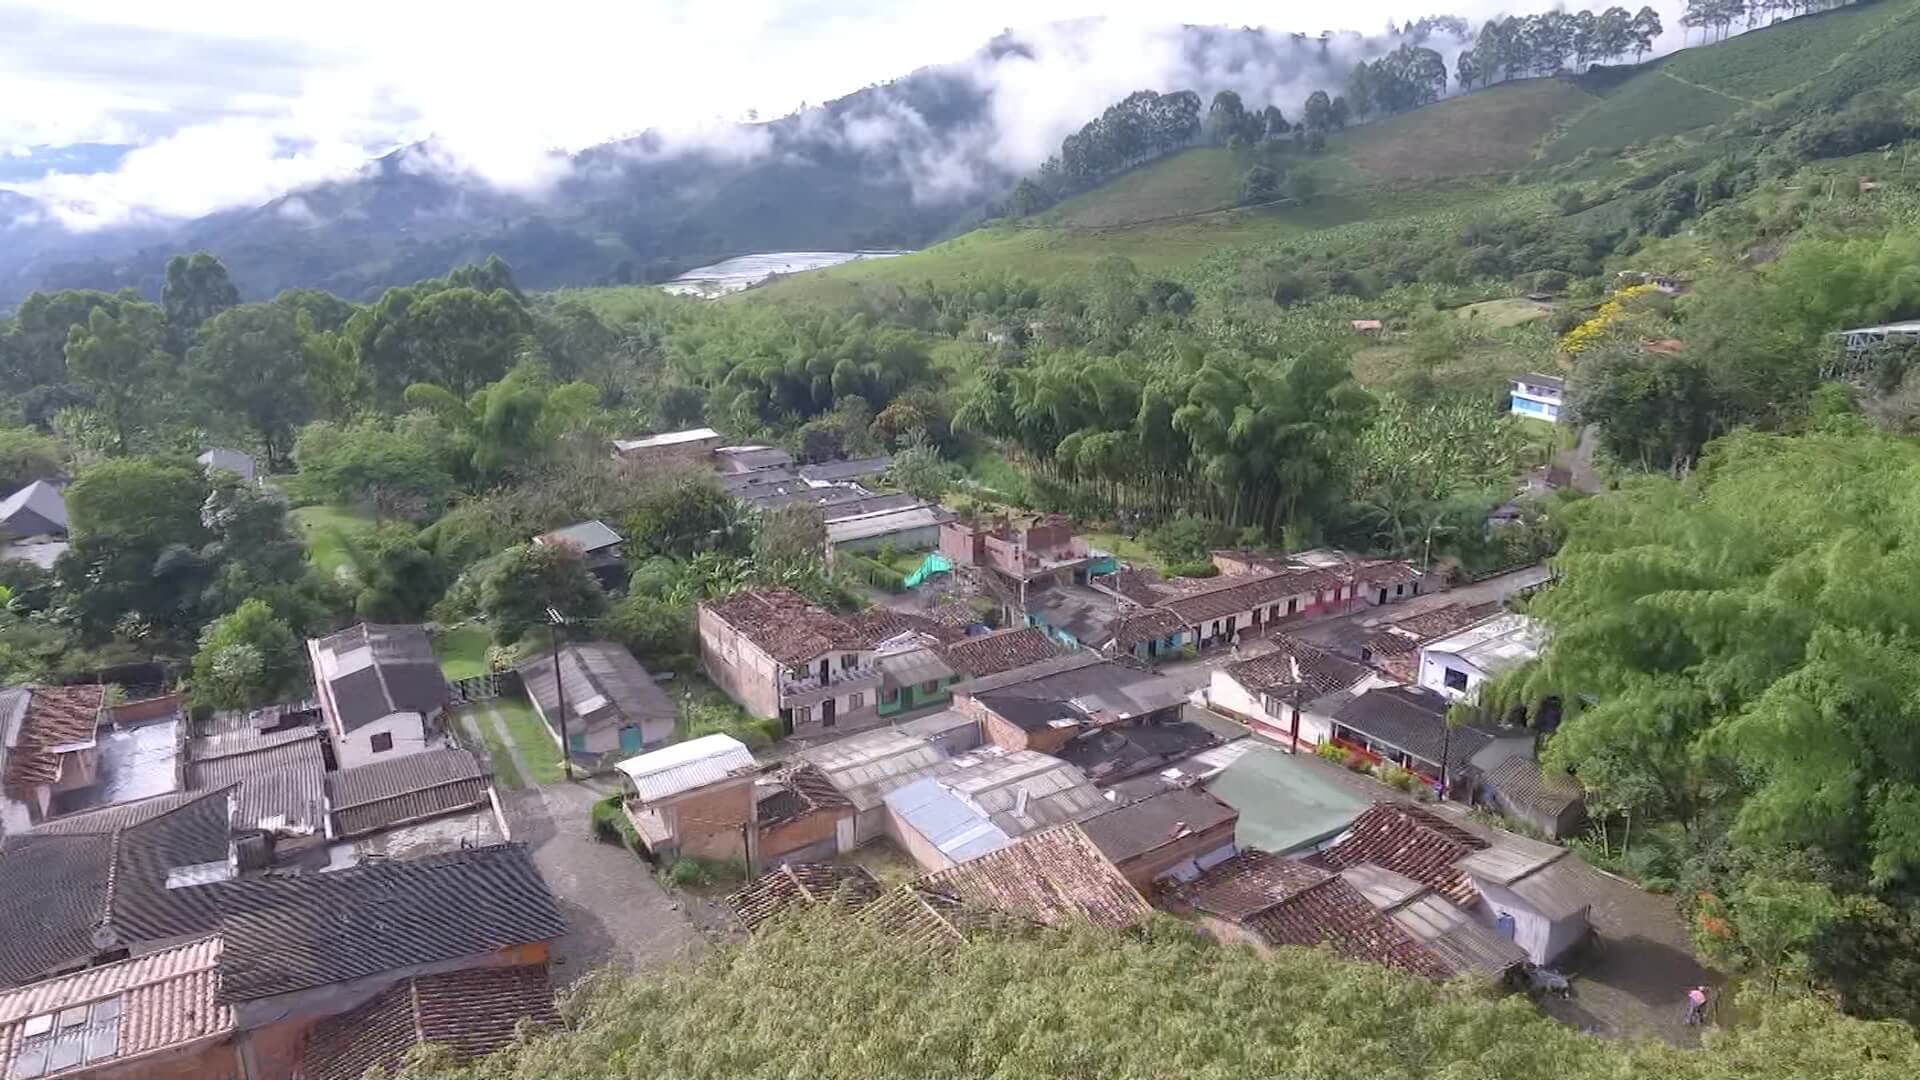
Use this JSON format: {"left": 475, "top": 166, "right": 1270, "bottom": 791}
{"left": 1509, "top": 373, "right": 1565, "bottom": 422}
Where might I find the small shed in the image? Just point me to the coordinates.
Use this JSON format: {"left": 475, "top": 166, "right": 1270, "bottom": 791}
{"left": 516, "top": 641, "right": 675, "bottom": 764}
{"left": 1456, "top": 835, "right": 1592, "bottom": 966}
{"left": 1350, "top": 319, "right": 1383, "bottom": 336}
{"left": 198, "top": 447, "right": 258, "bottom": 483}
{"left": 0, "top": 480, "right": 66, "bottom": 540}
{"left": 1484, "top": 755, "right": 1586, "bottom": 840}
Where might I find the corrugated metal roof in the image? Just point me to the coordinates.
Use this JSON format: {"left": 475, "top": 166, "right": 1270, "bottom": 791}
{"left": 616, "top": 734, "right": 756, "bottom": 802}
{"left": 1338, "top": 863, "right": 1426, "bottom": 911}
{"left": 1390, "top": 893, "right": 1526, "bottom": 977}
{"left": 884, "top": 778, "right": 1013, "bottom": 863}
{"left": 1477, "top": 853, "right": 1590, "bottom": 920}
{"left": 537, "top": 519, "right": 622, "bottom": 552}
{"left": 1454, "top": 833, "right": 1566, "bottom": 886}
{"left": 825, "top": 505, "right": 947, "bottom": 545}
{"left": 797, "top": 726, "right": 952, "bottom": 811}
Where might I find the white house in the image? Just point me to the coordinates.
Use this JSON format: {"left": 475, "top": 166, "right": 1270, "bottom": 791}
{"left": 1456, "top": 835, "right": 1592, "bottom": 966}
{"left": 1205, "top": 636, "right": 1386, "bottom": 750}
{"left": 307, "top": 624, "right": 450, "bottom": 769}
{"left": 1418, "top": 613, "right": 1545, "bottom": 703}
{"left": 1508, "top": 373, "right": 1565, "bottom": 422}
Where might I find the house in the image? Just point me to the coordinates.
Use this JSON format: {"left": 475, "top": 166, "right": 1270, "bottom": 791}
{"left": 0, "top": 481, "right": 66, "bottom": 540}
{"left": 881, "top": 748, "right": 1109, "bottom": 873}
{"left": 1350, "top": 319, "right": 1383, "bottom": 335}
{"left": 938, "top": 515, "right": 1116, "bottom": 589}
{"left": 615, "top": 734, "right": 759, "bottom": 863}
{"left": 1417, "top": 612, "right": 1546, "bottom": 702}
{"left": 611, "top": 426, "right": 724, "bottom": 466}
{"left": 1165, "top": 849, "right": 1449, "bottom": 978}
{"left": 323, "top": 749, "right": 504, "bottom": 868}
{"left": 1454, "top": 833, "right": 1593, "bottom": 966}
{"left": 727, "top": 863, "right": 882, "bottom": 932}
{"left": 0, "top": 935, "right": 237, "bottom": 1080}
{"left": 1328, "top": 685, "right": 1533, "bottom": 790}
{"left": 0, "top": 787, "right": 235, "bottom": 987}
{"left": 799, "top": 455, "right": 892, "bottom": 485}
{"left": 955, "top": 654, "right": 1190, "bottom": 754}
{"left": 212, "top": 843, "right": 566, "bottom": 1078}
{"left": 184, "top": 727, "right": 327, "bottom": 863}
{"left": 939, "top": 627, "right": 1064, "bottom": 681}
{"left": 1343, "top": 602, "right": 1500, "bottom": 682}
{"left": 197, "top": 447, "right": 258, "bottom": 483}
{"left": 698, "top": 588, "right": 884, "bottom": 736}
{"left": 1202, "top": 742, "right": 1368, "bottom": 855}
{"left": 1053, "top": 705, "right": 1241, "bottom": 787}
{"left": 1023, "top": 582, "right": 1188, "bottom": 659}
{"left": 1, "top": 685, "right": 107, "bottom": 835}
{"left": 1206, "top": 635, "right": 1384, "bottom": 750}
{"left": 753, "top": 764, "right": 855, "bottom": 867}
{"left": 871, "top": 632, "right": 962, "bottom": 719}
{"left": 792, "top": 713, "right": 977, "bottom": 849}
{"left": 1484, "top": 756, "right": 1587, "bottom": 839}
{"left": 306, "top": 624, "right": 449, "bottom": 768}
{"left": 1155, "top": 564, "right": 1357, "bottom": 650}
{"left": 1078, "top": 787, "right": 1239, "bottom": 891}
{"left": 1336, "top": 862, "right": 1527, "bottom": 981}
{"left": 1509, "top": 373, "right": 1565, "bottom": 422}
{"left": 1315, "top": 801, "right": 1592, "bottom": 965}
{"left": 516, "top": 641, "right": 676, "bottom": 766}
{"left": 533, "top": 520, "right": 625, "bottom": 590}
{"left": 827, "top": 504, "right": 949, "bottom": 557}
{"left": 1835, "top": 320, "right": 1920, "bottom": 359}
{"left": 915, "top": 823, "right": 1152, "bottom": 930}
{"left": 300, "top": 964, "right": 558, "bottom": 1080}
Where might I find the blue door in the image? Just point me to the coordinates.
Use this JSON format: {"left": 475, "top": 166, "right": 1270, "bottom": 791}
{"left": 619, "top": 726, "right": 644, "bottom": 754}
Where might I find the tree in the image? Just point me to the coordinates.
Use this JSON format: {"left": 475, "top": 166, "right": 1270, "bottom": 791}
{"left": 187, "top": 303, "right": 314, "bottom": 470}
{"left": 55, "top": 457, "right": 212, "bottom": 641}
{"left": 63, "top": 302, "right": 170, "bottom": 454}
{"left": 1207, "top": 90, "right": 1248, "bottom": 144}
{"left": 478, "top": 542, "right": 608, "bottom": 645}
{"left": 191, "top": 598, "right": 301, "bottom": 709}
{"left": 343, "top": 523, "right": 449, "bottom": 622}
{"left": 886, "top": 438, "right": 958, "bottom": 503}
{"left": 161, "top": 252, "right": 241, "bottom": 352}
{"left": 1240, "top": 165, "right": 1280, "bottom": 205}
{"left": 0, "top": 427, "right": 65, "bottom": 491}
{"left": 1329, "top": 95, "right": 1351, "bottom": 130}
{"left": 625, "top": 472, "right": 746, "bottom": 559}
{"left": 0, "top": 289, "right": 137, "bottom": 396}
{"left": 1632, "top": 6, "right": 1665, "bottom": 60}
{"left": 752, "top": 504, "right": 827, "bottom": 566}
{"left": 1301, "top": 90, "right": 1333, "bottom": 132}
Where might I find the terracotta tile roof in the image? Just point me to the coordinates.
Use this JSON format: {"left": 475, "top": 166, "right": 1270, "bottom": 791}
{"left": 1360, "top": 603, "right": 1502, "bottom": 663}
{"left": 1108, "top": 607, "right": 1188, "bottom": 650}
{"left": 1156, "top": 567, "right": 1340, "bottom": 625}
{"left": 215, "top": 843, "right": 565, "bottom": 1002}
{"left": 940, "top": 628, "right": 1064, "bottom": 678}
{"left": 1093, "top": 568, "right": 1168, "bottom": 606}
{"left": 842, "top": 607, "right": 965, "bottom": 648}
{"left": 1225, "top": 636, "right": 1371, "bottom": 699}
{"left": 1166, "top": 849, "right": 1334, "bottom": 920}
{"left": 916, "top": 824, "right": 1151, "bottom": 930}
{"left": 1313, "top": 803, "right": 1487, "bottom": 908}
{"left": 301, "top": 964, "right": 558, "bottom": 1080}
{"left": 703, "top": 588, "right": 864, "bottom": 664}
{"left": 325, "top": 749, "right": 490, "bottom": 839}
{"left": 755, "top": 764, "right": 852, "bottom": 827}
{"left": 1352, "top": 560, "right": 1423, "bottom": 585}
{"left": 0, "top": 788, "right": 234, "bottom": 988}
{"left": 2, "top": 685, "right": 106, "bottom": 797}
{"left": 727, "top": 864, "right": 882, "bottom": 932}
{"left": 1243, "top": 874, "right": 1451, "bottom": 979}
{"left": 0, "top": 935, "right": 232, "bottom": 1078}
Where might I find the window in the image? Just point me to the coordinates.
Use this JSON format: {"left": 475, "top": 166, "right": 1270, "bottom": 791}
{"left": 921, "top": 680, "right": 941, "bottom": 694}
{"left": 1443, "top": 667, "right": 1470, "bottom": 692}
{"left": 840, "top": 654, "right": 857, "bottom": 670}
{"left": 792, "top": 705, "right": 812, "bottom": 725}
{"left": 848, "top": 692, "right": 864, "bottom": 711}
{"left": 880, "top": 687, "right": 902, "bottom": 705}
{"left": 568, "top": 732, "right": 587, "bottom": 752}
{"left": 1394, "top": 583, "right": 1405, "bottom": 597}
{"left": 369, "top": 731, "right": 394, "bottom": 753}
{"left": 10, "top": 996, "right": 123, "bottom": 1078}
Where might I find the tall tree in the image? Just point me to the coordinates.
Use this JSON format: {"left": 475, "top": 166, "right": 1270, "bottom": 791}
{"left": 1207, "top": 90, "right": 1248, "bottom": 144}
{"left": 191, "top": 598, "right": 302, "bottom": 709}
{"left": 187, "top": 303, "right": 314, "bottom": 470}
{"left": 161, "top": 252, "right": 241, "bottom": 352}
{"left": 63, "top": 302, "right": 170, "bottom": 454}
{"left": 1301, "top": 90, "right": 1333, "bottom": 133}
{"left": 478, "top": 541, "right": 609, "bottom": 645}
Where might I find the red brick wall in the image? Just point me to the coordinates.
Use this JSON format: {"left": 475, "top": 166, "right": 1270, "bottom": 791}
{"left": 1113, "top": 820, "right": 1237, "bottom": 892}
{"left": 759, "top": 806, "right": 844, "bottom": 861}
{"left": 110, "top": 692, "right": 183, "bottom": 723}
{"left": 86, "top": 1039, "right": 243, "bottom": 1080}
{"left": 669, "top": 780, "right": 755, "bottom": 861}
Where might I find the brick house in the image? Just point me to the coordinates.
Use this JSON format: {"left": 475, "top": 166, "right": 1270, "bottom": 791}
{"left": 1078, "top": 788, "right": 1239, "bottom": 892}
{"left": 0, "top": 685, "right": 109, "bottom": 836}
{"left": 615, "top": 734, "right": 760, "bottom": 863}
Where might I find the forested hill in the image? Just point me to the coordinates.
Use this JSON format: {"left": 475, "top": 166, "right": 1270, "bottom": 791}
{"left": 0, "top": 21, "right": 1421, "bottom": 309}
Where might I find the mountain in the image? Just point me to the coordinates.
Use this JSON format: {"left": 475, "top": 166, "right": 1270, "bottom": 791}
{"left": 0, "top": 21, "right": 1432, "bottom": 307}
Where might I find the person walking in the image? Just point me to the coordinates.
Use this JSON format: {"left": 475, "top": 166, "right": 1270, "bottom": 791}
{"left": 1684, "top": 985, "right": 1709, "bottom": 1026}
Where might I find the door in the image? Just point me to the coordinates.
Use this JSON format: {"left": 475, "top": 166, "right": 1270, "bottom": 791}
{"left": 1377, "top": 587, "right": 1388, "bottom": 605}
{"left": 619, "top": 727, "right": 643, "bottom": 754}
{"left": 822, "top": 697, "right": 837, "bottom": 728}
{"left": 1250, "top": 608, "right": 1263, "bottom": 628}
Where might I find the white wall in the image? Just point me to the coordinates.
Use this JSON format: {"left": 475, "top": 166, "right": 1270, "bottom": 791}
{"left": 1419, "top": 650, "right": 1485, "bottom": 702}
{"left": 334, "top": 711, "right": 430, "bottom": 770}
{"left": 1475, "top": 876, "right": 1589, "bottom": 966}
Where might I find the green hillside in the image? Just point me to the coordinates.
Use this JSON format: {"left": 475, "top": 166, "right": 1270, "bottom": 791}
{"left": 1342, "top": 78, "right": 1597, "bottom": 181}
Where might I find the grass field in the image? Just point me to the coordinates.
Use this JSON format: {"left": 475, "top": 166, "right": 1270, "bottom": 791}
{"left": 1343, "top": 79, "right": 1596, "bottom": 181}
{"left": 432, "top": 622, "right": 494, "bottom": 680}
{"left": 493, "top": 696, "right": 565, "bottom": 786}
{"left": 1454, "top": 298, "right": 1555, "bottom": 328}
{"left": 1082, "top": 531, "right": 1165, "bottom": 574}
{"left": 1043, "top": 147, "right": 1248, "bottom": 226}
{"left": 290, "top": 504, "right": 375, "bottom": 583}
{"left": 1655, "top": 0, "right": 1914, "bottom": 102}
{"left": 1538, "top": 72, "right": 1739, "bottom": 164}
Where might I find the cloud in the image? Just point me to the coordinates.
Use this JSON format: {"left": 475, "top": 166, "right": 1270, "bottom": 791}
{"left": 0, "top": 0, "right": 1705, "bottom": 229}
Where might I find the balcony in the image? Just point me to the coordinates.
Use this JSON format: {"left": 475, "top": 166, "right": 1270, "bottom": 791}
{"left": 779, "top": 665, "right": 883, "bottom": 705}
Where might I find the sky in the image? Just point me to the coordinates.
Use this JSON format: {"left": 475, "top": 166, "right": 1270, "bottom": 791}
{"left": 0, "top": 1, "right": 1694, "bottom": 229}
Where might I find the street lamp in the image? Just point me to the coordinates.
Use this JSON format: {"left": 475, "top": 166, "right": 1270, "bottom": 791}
{"left": 546, "top": 606, "right": 574, "bottom": 781}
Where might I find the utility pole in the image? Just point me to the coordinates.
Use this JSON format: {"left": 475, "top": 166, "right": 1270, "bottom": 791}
{"left": 547, "top": 606, "right": 573, "bottom": 782}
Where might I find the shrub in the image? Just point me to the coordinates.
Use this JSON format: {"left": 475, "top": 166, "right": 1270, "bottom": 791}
{"left": 1315, "top": 742, "right": 1348, "bottom": 765}
{"left": 589, "top": 794, "right": 641, "bottom": 852}
{"left": 1375, "top": 763, "right": 1417, "bottom": 792}
{"left": 1343, "top": 748, "right": 1373, "bottom": 772}
{"left": 662, "top": 855, "right": 747, "bottom": 889}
